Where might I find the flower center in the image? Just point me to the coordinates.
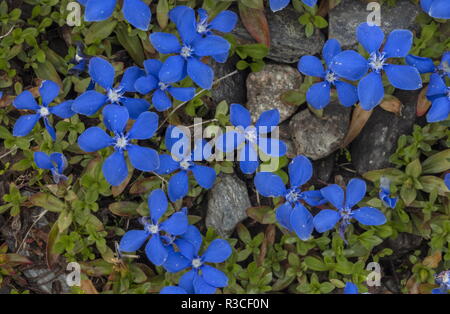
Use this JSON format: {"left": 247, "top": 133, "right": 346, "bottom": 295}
{"left": 196, "top": 20, "right": 209, "bottom": 34}
{"left": 108, "top": 88, "right": 124, "bottom": 103}
{"left": 158, "top": 82, "right": 170, "bottom": 91}
{"left": 285, "top": 188, "right": 301, "bottom": 203}
{"left": 75, "top": 54, "right": 83, "bottom": 63}
{"left": 39, "top": 106, "right": 50, "bottom": 117}
{"left": 114, "top": 135, "right": 128, "bottom": 150}
{"left": 192, "top": 257, "right": 203, "bottom": 269}
{"left": 341, "top": 208, "right": 353, "bottom": 221}
{"left": 244, "top": 128, "right": 257, "bottom": 143}
{"left": 369, "top": 52, "right": 386, "bottom": 72}
{"left": 180, "top": 159, "right": 192, "bottom": 170}
{"left": 181, "top": 45, "right": 193, "bottom": 58}
{"left": 325, "top": 71, "right": 338, "bottom": 84}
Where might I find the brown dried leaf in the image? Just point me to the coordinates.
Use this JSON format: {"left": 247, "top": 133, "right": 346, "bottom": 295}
{"left": 341, "top": 105, "right": 373, "bottom": 148}
{"left": 380, "top": 95, "right": 402, "bottom": 115}
{"left": 80, "top": 279, "right": 99, "bottom": 294}
{"left": 416, "top": 86, "right": 432, "bottom": 117}
{"left": 423, "top": 251, "right": 442, "bottom": 268}
{"left": 238, "top": 3, "right": 270, "bottom": 47}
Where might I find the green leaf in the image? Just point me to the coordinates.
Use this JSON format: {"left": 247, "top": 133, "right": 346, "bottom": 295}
{"left": 422, "top": 149, "right": 450, "bottom": 174}
{"left": 313, "top": 16, "right": 328, "bottom": 28}
{"left": 246, "top": 206, "right": 276, "bottom": 224}
{"left": 85, "top": 20, "right": 117, "bottom": 45}
{"left": 280, "top": 90, "right": 306, "bottom": 106}
{"left": 405, "top": 159, "right": 422, "bottom": 178}
{"left": 108, "top": 201, "right": 140, "bottom": 217}
{"left": 419, "top": 176, "right": 449, "bottom": 196}
{"left": 156, "top": 0, "right": 169, "bottom": 29}
{"left": 400, "top": 185, "right": 417, "bottom": 205}
{"left": 29, "top": 192, "right": 65, "bottom": 213}
{"left": 363, "top": 168, "right": 406, "bottom": 184}
{"left": 304, "top": 256, "right": 328, "bottom": 271}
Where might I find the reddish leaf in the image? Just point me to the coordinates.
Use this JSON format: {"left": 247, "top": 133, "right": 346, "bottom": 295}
{"left": 417, "top": 86, "right": 432, "bottom": 117}
{"left": 341, "top": 105, "right": 373, "bottom": 148}
{"left": 238, "top": 3, "right": 270, "bottom": 48}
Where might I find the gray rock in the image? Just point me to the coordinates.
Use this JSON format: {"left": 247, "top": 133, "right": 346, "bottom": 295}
{"left": 231, "top": 6, "right": 325, "bottom": 63}
{"left": 279, "top": 120, "right": 296, "bottom": 159}
{"left": 351, "top": 90, "right": 418, "bottom": 174}
{"left": 384, "top": 232, "right": 423, "bottom": 257}
{"left": 211, "top": 55, "right": 247, "bottom": 106}
{"left": 313, "top": 153, "right": 336, "bottom": 183}
{"left": 329, "top": 0, "right": 420, "bottom": 49}
{"left": 23, "top": 268, "right": 70, "bottom": 294}
{"left": 246, "top": 64, "right": 301, "bottom": 123}
{"left": 206, "top": 174, "right": 251, "bottom": 238}
{"left": 289, "top": 102, "right": 351, "bottom": 160}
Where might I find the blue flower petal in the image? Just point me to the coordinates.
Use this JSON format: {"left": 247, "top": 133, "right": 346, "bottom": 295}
{"left": 258, "top": 137, "right": 287, "bottom": 157}
{"left": 159, "top": 55, "right": 186, "bottom": 83}
{"left": 313, "top": 209, "right": 341, "bottom": 233}
{"left": 119, "top": 66, "right": 145, "bottom": 93}
{"left": 145, "top": 235, "right": 168, "bottom": 266}
{"left": 202, "top": 239, "right": 231, "bottom": 263}
{"left": 210, "top": 10, "right": 238, "bottom": 33}
{"left": 155, "top": 154, "right": 181, "bottom": 175}
{"left": 302, "top": 190, "right": 327, "bottom": 206}
{"left": 168, "top": 87, "right": 196, "bottom": 102}
{"left": 427, "top": 97, "right": 450, "bottom": 123}
{"left": 180, "top": 225, "right": 203, "bottom": 255}
{"left": 102, "top": 104, "right": 129, "bottom": 133}
{"left": 269, "top": 0, "right": 290, "bottom": 12}
{"left": 43, "top": 118, "right": 56, "bottom": 141}
{"left": 13, "top": 114, "right": 40, "bottom": 137}
{"left": 128, "top": 145, "right": 159, "bottom": 172}
{"left": 444, "top": 173, "right": 450, "bottom": 190}
{"left": 179, "top": 269, "right": 196, "bottom": 294}
{"left": 143, "top": 59, "right": 163, "bottom": 77}
{"left": 121, "top": 97, "right": 150, "bottom": 120}
{"left": 290, "top": 203, "right": 314, "bottom": 241}
{"left": 50, "top": 100, "right": 76, "bottom": 118}
{"left": 49, "top": 153, "right": 67, "bottom": 173}
{"left": 168, "top": 5, "right": 190, "bottom": 25}
{"left": 160, "top": 286, "right": 187, "bottom": 294}
{"left": 239, "top": 142, "right": 259, "bottom": 174}
{"left": 276, "top": 202, "right": 293, "bottom": 230}
{"left": 148, "top": 189, "right": 168, "bottom": 222}
{"left": 288, "top": 155, "right": 312, "bottom": 188}
{"left": 303, "top": 0, "right": 317, "bottom": 6}
{"left": 306, "top": 81, "right": 331, "bottom": 109}
{"left": 165, "top": 125, "right": 190, "bottom": 159}
{"left": 322, "top": 39, "right": 342, "bottom": 66}
{"left": 13, "top": 91, "right": 39, "bottom": 110}
{"left": 85, "top": 0, "right": 116, "bottom": 22}
{"left": 177, "top": 7, "right": 197, "bottom": 45}
{"left": 122, "top": 0, "right": 151, "bottom": 30}
{"left": 356, "top": 22, "right": 385, "bottom": 54}
{"left": 320, "top": 184, "right": 344, "bottom": 209}
{"left": 191, "top": 164, "right": 216, "bottom": 189}
{"left": 134, "top": 75, "right": 159, "bottom": 95}
{"left": 297, "top": 56, "right": 325, "bottom": 78}
{"left": 127, "top": 111, "right": 158, "bottom": 140}
{"left": 72, "top": 90, "right": 108, "bottom": 116}
{"left": 352, "top": 206, "right": 386, "bottom": 225}
{"left": 405, "top": 55, "right": 436, "bottom": 74}
{"left": 427, "top": 73, "right": 447, "bottom": 98}
{"left": 89, "top": 57, "right": 115, "bottom": 90}
{"left": 426, "top": 0, "right": 450, "bottom": 19}
{"left": 193, "top": 274, "right": 217, "bottom": 294}
{"left": 78, "top": 127, "right": 113, "bottom": 152}
{"left": 335, "top": 81, "right": 358, "bottom": 107}
{"left": 330, "top": 50, "right": 369, "bottom": 81}
{"left": 160, "top": 211, "right": 189, "bottom": 236}
{"left": 34, "top": 152, "right": 53, "bottom": 169}
{"left": 254, "top": 172, "right": 287, "bottom": 197}
{"left": 193, "top": 35, "right": 231, "bottom": 58}
{"left": 152, "top": 89, "right": 172, "bottom": 112}
{"left": 255, "top": 109, "right": 280, "bottom": 131}
{"left": 168, "top": 170, "right": 189, "bottom": 202}
{"left": 215, "top": 131, "right": 245, "bottom": 153}
{"left": 187, "top": 57, "right": 214, "bottom": 90}
{"left": 384, "top": 64, "right": 422, "bottom": 90}
{"left": 358, "top": 72, "right": 384, "bottom": 110}
{"left": 201, "top": 265, "right": 228, "bottom": 288}
{"left": 162, "top": 248, "right": 191, "bottom": 273}
{"left": 345, "top": 178, "right": 366, "bottom": 209}
{"left": 383, "top": 30, "right": 413, "bottom": 58}
{"left": 149, "top": 32, "right": 181, "bottom": 54}
{"left": 102, "top": 150, "right": 128, "bottom": 186}
{"left": 344, "top": 282, "right": 359, "bottom": 294}
{"left": 39, "top": 80, "right": 60, "bottom": 106}
{"left": 119, "top": 230, "right": 148, "bottom": 252}
{"left": 230, "top": 103, "right": 251, "bottom": 128}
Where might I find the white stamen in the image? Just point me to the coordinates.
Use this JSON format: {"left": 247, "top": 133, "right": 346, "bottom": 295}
{"left": 158, "top": 82, "right": 170, "bottom": 91}
{"left": 39, "top": 107, "right": 50, "bottom": 117}
{"left": 180, "top": 159, "right": 191, "bottom": 170}
{"left": 148, "top": 224, "right": 159, "bottom": 234}
{"left": 181, "top": 46, "right": 193, "bottom": 58}
{"left": 325, "top": 71, "right": 337, "bottom": 84}
{"left": 192, "top": 258, "right": 202, "bottom": 268}
{"left": 245, "top": 128, "right": 257, "bottom": 143}
{"left": 115, "top": 135, "right": 128, "bottom": 150}
{"left": 108, "top": 88, "right": 123, "bottom": 103}
{"left": 369, "top": 53, "right": 386, "bottom": 72}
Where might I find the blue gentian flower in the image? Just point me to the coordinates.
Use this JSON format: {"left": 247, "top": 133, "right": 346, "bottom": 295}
{"left": 425, "top": 73, "right": 449, "bottom": 122}
{"left": 161, "top": 226, "right": 232, "bottom": 294}
{"left": 149, "top": 8, "right": 231, "bottom": 90}
{"left": 313, "top": 179, "right": 386, "bottom": 241}
{"left": 406, "top": 52, "right": 450, "bottom": 77}
{"left": 69, "top": 42, "right": 89, "bottom": 74}
{"left": 269, "top": 0, "right": 317, "bottom": 11}
{"left": 34, "top": 152, "right": 68, "bottom": 184}
{"left": 432, "top": 270, "right": 450, "bottom": 294}
{"left": 445, "top": 173, "right": 450, "bottom": 190}
{"left": 13, "top": 80, "right": 75, "bottom": 141}
{"left": 254, "top": 156, "right": 325, "bottom": 240}
{"left": 134, "top": 59, "right": 195, "bottom": 112}
{"left": 169, "top": 6, "right": 237, "bottom": 63}
{"left": 156, "top": 126, "right": 216, "bottom": 202}
{"left": 420, "top": 0, "right": 450, "bottom": 19}
{"left": 77, "top": 0, "right": 151, "bottom": 30}
{"left": 330, "top": 23, "right": 422, "bottom": 110}
{"left": 77, "top": 105, "right": 160, "bottom": 186}
{"left": 72, "top": 57, "right": 148, "bottom": 119}
{"left": 216, "top": 104, "right": 287, "bottom": 174}
{"left": 344, "top": 282, "right": 359, "bottom": 294}
{"left": 298, "top": 39, "right": 361, "bottom": 109}
{"left": 379, "top": 177, "right": 398, "bottom": 208}
{"left": 119, "top": 189, "right": 188, "bottom": 266}
{"left": 160, "top": 286, "right": 188, "bottom": 294}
